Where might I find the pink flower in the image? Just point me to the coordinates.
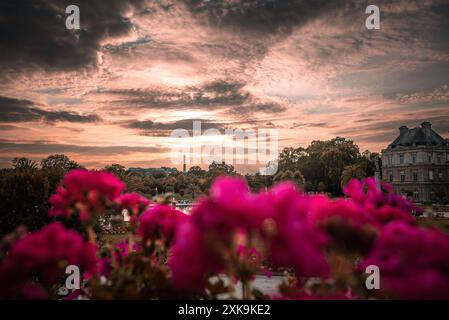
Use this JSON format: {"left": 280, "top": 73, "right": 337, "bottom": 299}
{"left": 308, "top": 196, "right": 378, "bottom": 229}
{"left": 49, "top": 169, "right": 125, "bottom": 222}
{"left": 344, "top": 178, "right": 420, "bottom": 224}
{"left": 309, "top": 197, "right": 379, "bottom": 254}
{"left": 169, "top": 220, "right": 222, "bottom": 292}
{"left": 191, "top": 177, "right": 264, "bottom": 239}
{"left": 0, "top": 222, "right": 98, "bottom": 299}
{"left": 169, "top": 178, "right": 268, "bottom": 291}
{"left": 138, "top": 205, "right": 187, "bottom": 245}
{"left": 98, "top": 240, "right": 140, "bottom": 278}
{"left": 99, "top": 256, "right": 112, "bottom": 278}
{"left": 116, "top": 193, "right": 151, "bottom": 222}
{"left": 113, "top": 240, "right": 140, "bottom": 263}
{"left": 359, "top": 222, "right": 449, "bottom": 299}
{"left": 263, "top": 183, "right": 330, "bottom": 278}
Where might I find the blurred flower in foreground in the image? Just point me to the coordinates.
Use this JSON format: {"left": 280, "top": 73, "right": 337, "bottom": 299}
{"left": 360, "top": 222, "right": 449, "bottom": 299}
{"left": 49, "top": 169, "right": 124, "bottom": 223}
{"left": 117, "top": 192, "right": 151, "bottom": 222}
{"left": 0, "top": 222, "right": 97, "bottom": 299}
{"left": 138, "top": 204, "right": 187, "bottom": 246}
{"left": 261, "top": 182, "right": 330, "bottom": 279}
{"left": 344, "top": 178, "right": 420, "bottom": 224}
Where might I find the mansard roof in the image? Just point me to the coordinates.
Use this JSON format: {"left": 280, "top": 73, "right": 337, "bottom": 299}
{"left": 388, "top": 122, "right": 448, "bottom": 149}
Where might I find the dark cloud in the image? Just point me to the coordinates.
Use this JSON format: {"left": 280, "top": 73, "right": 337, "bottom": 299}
{"left": 0, "top": 96, "right": 99, "bottom": 123}
{"left": 0, "top": 141, "right": 168, "bottom": 155}
{"left": 101, "top": 79, "right": 286, "bottom": 117}
{"left": 103, "top": 79, "right": 249, "bottom": 110}
{"left": 0, "top": 125, "right": 21, "bottom": 131}
{"left": 121, "top": 116, "right": 280, "bottom": 137}
{"left": 183, "top": 0, "right": 345, "bottom": 35}
{"left": 230, "top": 102, "right": 286, "bottom": 116}
{"left": 0, "top": 0, "right": 144, "bottom": 75}
{"left": 290, "top": 122, "right": 333, "bottom": 129}
{"left": 122, "top": 118, "right": 229, "bottom": 136}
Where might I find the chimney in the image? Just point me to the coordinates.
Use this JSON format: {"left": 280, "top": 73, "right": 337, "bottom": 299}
{"left": 399, "top": 125, "right": 408, "bottom": 135}
{"left": 421, "top": 121, "right": 432, "bottom": 130}
{"left": 421, "top": 121, "right": 432, "bottom": 144}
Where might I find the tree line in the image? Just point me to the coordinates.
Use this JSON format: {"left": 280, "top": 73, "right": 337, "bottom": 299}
{"left": 0, "top": 137, "right": 379, "bottom": 237}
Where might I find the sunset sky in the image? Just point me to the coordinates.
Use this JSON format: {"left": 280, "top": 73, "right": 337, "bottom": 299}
{"left": 0, "top": 0, "right": 448, "bottom": 172}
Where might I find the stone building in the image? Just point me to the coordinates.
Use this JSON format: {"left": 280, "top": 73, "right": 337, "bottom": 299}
{"left": 381, "top": 122, "right": 449, "bottom": 203}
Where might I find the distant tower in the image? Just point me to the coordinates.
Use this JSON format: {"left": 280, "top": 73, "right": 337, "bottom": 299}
{"left": 183, "top": 154, "right": 187, "bottom": 173}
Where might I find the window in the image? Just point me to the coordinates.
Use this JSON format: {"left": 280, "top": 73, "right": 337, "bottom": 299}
{"left": 447, "top": 153, "right": 449, "bottom": 162}
{"left": 411, "top": 153, "right": 417, "bottom": 164}
{"left": 437, "top": 154, "right": 442, "bottom": 163}
{"left": 412, "top": 171, "right": 418, "bottom": 182}
{"left": 428, "top": 152, "right": 432, "bottom": 163}
{"left": 429, "top": 170, "right": 434, "bottom": 181}
{"left": 389, "top": 171, "right": 393, "bottom": 182}
{"left": 399, "top": 154, "right": 404, "bottom": 164}
{"left": 439, "top": 169, "right": 443, "bottom": 180}
{"left": 388, "top": 155, "right": 393, "bottom": 166}
{"left": 413, "top": 191, "right": 419, "bottom": 201}
{"left": 400, "top": 171, "right": 405, "bottom": 182}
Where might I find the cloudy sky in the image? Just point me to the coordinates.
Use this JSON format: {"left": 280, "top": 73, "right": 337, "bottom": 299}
{"left": 0, "top": 0, "right": 448, "bottom": 171}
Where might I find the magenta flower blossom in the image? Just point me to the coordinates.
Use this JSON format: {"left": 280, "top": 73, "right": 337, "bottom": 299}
{"left": 263, "top": 182, "right": 330, "bottom": 278}
{"left": 98, "top": 240, "right": 141, "bottom": 278}
{"left": 0, "top": 222, "right": 98, "bottom": 299}
{"left": 344, "top": 178, "right": 419, "bottom": 224}
{"left": 169, "top": 220, "right": 220, "bottom": 292}
{"left": 169, "top": 177, "right": 260, "bottom": 291}
{"left": 360, "top": 222, "right": 449, "bottom": 299}
{"left": 49, "top": 169, "right": 125, "bottom": 222}
{"left": 308, "top": 196, "right": 378, "bottom": 228}
{"left": 138, "top": 204, "right": 187, "bottom": 245}
{"left": 191, "top": 177, "right": 264, "bottom": 240}
{"left": 113, "top": 240, "right": 140, "bottom": 263}
{"left": 116, "top": 192, "right": 151, "bottom": 222}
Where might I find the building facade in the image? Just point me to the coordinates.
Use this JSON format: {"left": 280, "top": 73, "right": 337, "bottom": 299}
{"left": 381, "top": 122, "right": 449, "bottom": 203}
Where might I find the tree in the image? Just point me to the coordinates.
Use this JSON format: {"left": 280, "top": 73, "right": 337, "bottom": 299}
{"left": 341, "top": 163, "right": 366, "bottom": 189}
{"left": 0, "top": 165, "right": 51, "bottom": 236}
{"left": 246, "top": 173, "right": 272, "bottom": 192}
{"left": 273, "top": 169, "right": 305, "bottom": 188}
{"left": 41, "top": 154, "right": 82, "bottom": 172}
{"left": 276, "top": 137, "right": 361, "bottom": 195}
{"left": 278, "top": 147, "right": 307, "bottom": 172}
{"left": 317, "top": 181, "right": 327, "bottom": 193}
{"left": 187, "top": 166, "right": 206, "bottom": 177}
{"left": 12, "top": 157, "right": 38, "bottom": 170}
{"left": 104, "top": 164, "right": 126, "bottom": 179}
{"left": 208, "top": 161, "right": 236, "bottom": 177}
